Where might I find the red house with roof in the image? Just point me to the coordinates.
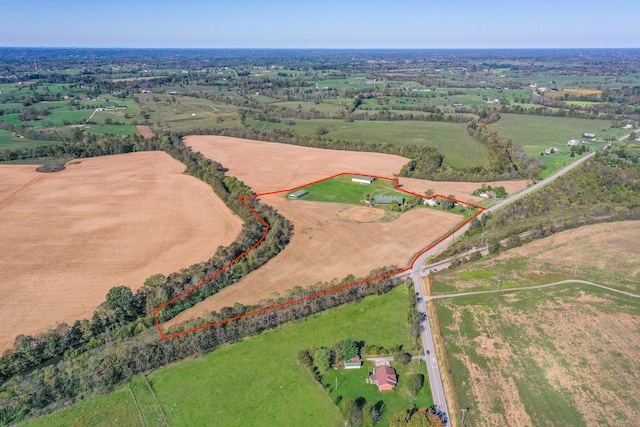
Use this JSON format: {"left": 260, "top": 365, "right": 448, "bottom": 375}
{"left": 370, "top": 365, "right": 397, "bottom": 391}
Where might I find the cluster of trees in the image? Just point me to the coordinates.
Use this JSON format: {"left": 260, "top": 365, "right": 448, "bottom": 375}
{"left": 298, "top": 338, "right": 360, "bottom": 377}
{"left": 472, "top": 184, "right": 508, "bottom": 198}
{"left": 389, "top": 405, "right": 444, "bottom": 427}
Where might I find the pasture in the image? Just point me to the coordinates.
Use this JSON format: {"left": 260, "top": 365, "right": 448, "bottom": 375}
{"left": 153, "top": 286, "right": 417, "bottom": 427}
{"left": 136, "top": 93, "right": 241, "bottom": 132}
{"left": 490, "top": 114, "right": 617, "bottom": 177}
{"left": 291, "top": 174, "right": 402, "bottom": 205}
{"left": 23, "top": 286, "right": 419, "bottom": 427}
{"left": 19, "top": 388, "right": 142, "bottom": 427}
{"left": 432, "top": 221, "right": 640, "bottom": 296}
{"left": 434, "top": 283, "right": 640, "bottom": 426}
{"left": 0, "top": 152, "right": 243, "bottom": 351}
{"left": 249, "top": 118, "right": 488, "bottom": 168}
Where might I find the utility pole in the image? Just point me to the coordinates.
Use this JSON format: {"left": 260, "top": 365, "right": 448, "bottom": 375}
{"left": 335, "top": 377, "right": 338, "bottom": 390}
{"left": 496, "top": 278, "right": 501, "bottom": 292}
{"left": 573, "top": 264, "right": 577, "bottom": 277}
{"left": 460, "top": 408, "right": 468, "bottom": 426}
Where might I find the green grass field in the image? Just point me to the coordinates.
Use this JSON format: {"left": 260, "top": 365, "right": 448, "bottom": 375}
{"left": 22, "top": 286, "right": 422, "bottom": 427}
{"left": 490, "top": 114, "right": 621, "bottom": 177}
{"left": 324, "top": 359, "right": 433, "bottom": 419}
{"left": 250, "top": 118, "right": 488, "bottom": 168}
{"left": 19, "top": 388, "right": 142, "bottom": 427}
{"left": 148, "top": 285, "right": 417, "bottom": 427}
{"left": 0, "top": 129, "right": 61, "bottom": 151}
{"left": 129, "top": 376, "right": 169, "bottom": 427}
{"left": 136, "top": 94, "right": 241, "bottom": 132}
{"left": 289, "top": 175, "right": 402, "bottom": 205}
{"left": 434, "top": 283, "right": 640, "bottom": 426}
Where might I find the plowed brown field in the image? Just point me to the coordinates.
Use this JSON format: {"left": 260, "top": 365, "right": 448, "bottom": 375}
{"left": 185, "top": 135, "right": 530, "bottom": 202}
{"left": 166, "top": 135, "right": 477, "bottom": 328}
{"left": 167, "top": 195, "right": 461, "bottom": 328}
{"left": 0, "top": 152, "right": 242, "bottom": 351}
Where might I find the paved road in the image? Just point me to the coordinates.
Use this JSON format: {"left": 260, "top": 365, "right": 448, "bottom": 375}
{"left": 406, "top": 147, "right": 602, "bottom": 426}
{"left": 427, "top": 279, "right": 640, "bottom": 301}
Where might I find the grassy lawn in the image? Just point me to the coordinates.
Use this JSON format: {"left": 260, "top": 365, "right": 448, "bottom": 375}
{"left": 434, "top": 283, "right": 640, "bottom": 426}
{"left": 148, "top": 285, "right": 418, "bottom": 427}
{"left": 19, "top": 388, "right": 142, "bottom": 427}
{"left": 323, "top": 360, "right": 433, "bottom": 424}
{"left": 250, "top": 118, "right": 488, "bottom": 168}
{"left": 289, "top": 175, "right": 402, "bottom": 205}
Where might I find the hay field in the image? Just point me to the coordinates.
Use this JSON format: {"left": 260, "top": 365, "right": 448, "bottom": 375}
{"left": 0, "top": 152, "right": 242, "bottom": 351}
{"left": 432, "top": 221, "right": 640, "bottom": 296}
{"left": 167, "top": 194, "right": 461, "bottom": 327}
{"left": 436, "top": 284, "right": 640, "bottom": 426}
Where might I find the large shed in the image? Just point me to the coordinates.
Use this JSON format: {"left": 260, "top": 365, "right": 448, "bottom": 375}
{"left": 288, "top": 189, "right": 308, "bottom": 200}
{"left": 352, "top": 176, "right": 376, "bottom": 185}
{"left": 373, "top": 195, "right": 404, "bottom": 205}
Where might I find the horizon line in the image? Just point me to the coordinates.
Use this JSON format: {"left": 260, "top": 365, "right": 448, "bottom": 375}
{"left": 1, "top": 46, "right": 639, "bottom": 50}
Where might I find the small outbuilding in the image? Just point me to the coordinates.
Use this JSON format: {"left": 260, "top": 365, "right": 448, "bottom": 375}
{"left": 288, "top": 189, "right": 308, "bottom": 200}
{"left": 352, "top": 176, "right": 376, "bottom": 185}
{"left": 583, "top": 133, "right": 596, "bottom": 139}
{"left": 344, "top": 356, "right": 363, "bottom": 369}
{"left": 424, "top": 198, "right": 438, "bottom": 207}
{"left": 373, "top": 195, "right": 404, "bottom": 205}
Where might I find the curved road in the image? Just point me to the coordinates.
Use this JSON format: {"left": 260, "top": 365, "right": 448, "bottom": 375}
{"left": 407, "top": 148, "right": 601, "bottom": 425}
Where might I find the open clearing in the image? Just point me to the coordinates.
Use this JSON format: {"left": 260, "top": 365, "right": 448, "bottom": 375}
{"left": 166, "top": 192, "right": 461, "bottom": 327}
{"left": 435, "top": 284, "right": 640, "bottom": 426}
{"left": 432, "top": 221, "right": 640, "bottom": 296}
{"left": 0, "top": 152, "right": 242, "bottom": 351}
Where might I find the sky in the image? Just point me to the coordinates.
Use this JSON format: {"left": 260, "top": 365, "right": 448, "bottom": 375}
{"left": 1, "top": 0, "right": 639, "bottom": 49}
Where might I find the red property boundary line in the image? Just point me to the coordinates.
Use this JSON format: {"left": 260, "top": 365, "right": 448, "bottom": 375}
{"left": 152, "top": 172, "right": 486, "bottom": 340}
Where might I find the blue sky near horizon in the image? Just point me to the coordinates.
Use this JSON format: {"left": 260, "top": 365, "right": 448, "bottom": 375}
{"left": 1, "top": 0, "right": 638, "bottom": 49}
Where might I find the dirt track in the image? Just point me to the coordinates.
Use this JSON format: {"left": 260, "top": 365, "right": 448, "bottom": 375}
{"left": 0, "top": 152, "right": 242, "bottom": 351}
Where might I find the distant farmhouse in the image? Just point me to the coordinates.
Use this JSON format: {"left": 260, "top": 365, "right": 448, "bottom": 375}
{"left": 352, "top": 176, "right": 376, "bottom": 185}
{"left": 288, "top": 189, "right": 308, "bottom": 200}
{"left": 370, "top": 365, "right": 397, "bottom": 391}
{"left": 582, "top": 133, "right": 596, "bottom": 139}
{"left": 373, "top": 195, "right": 404, "bottom": 205}
{"left": 423, "top": 198, "right": 439, "bottom": 207}
{"left": 567, "top": 139, "right": 582, "bottom": 146}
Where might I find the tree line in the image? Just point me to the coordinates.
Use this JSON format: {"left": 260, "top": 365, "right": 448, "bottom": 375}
{"left": 1, "top": 267, "right": 401, "bottom": 425}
